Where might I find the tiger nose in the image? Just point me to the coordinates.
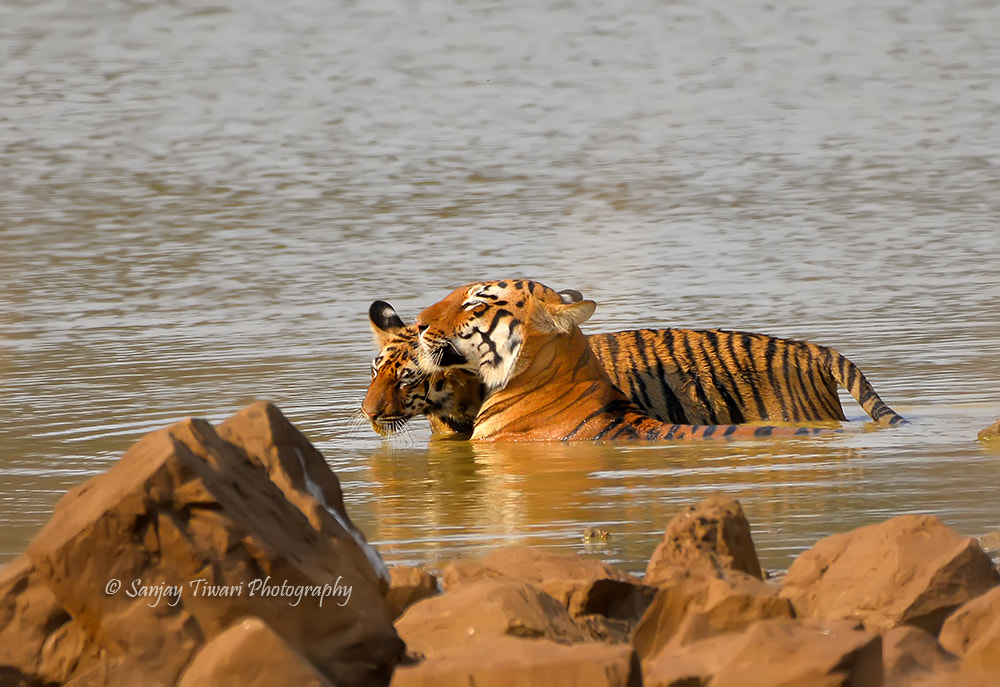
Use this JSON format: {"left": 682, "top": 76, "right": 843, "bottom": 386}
{"left": 416, "top": 322, "right": 428, "bottom": 334}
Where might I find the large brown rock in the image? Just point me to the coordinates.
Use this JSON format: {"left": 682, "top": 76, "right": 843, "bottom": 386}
{"left": 394, "top": 578, "right": 588, "bottom": 658}
{"left": 442, "top": 546, "right": 652, "bottom": 622}
{"left": 641, "top": 631, "right": 741, "bottom": 687}
{"left": 177, "top": 616, "right": 334, "bottom": 687}
{"left": 711, "top": 619, "right": 882, "bottom": 687}
{"left": 23, "top": 402, "right": 402, "bottom": 686}
{"left": 781, "top": 514, "right": 1000, "bottom": 634}
{"left": 631, "top": 569, "right": 794, "bottom": 661}
{"left": 645, "top": 494, "right": 763, "bottom": 586}
{"left": 642, "top": 619, "right": 881, "bottom": 687}
{"left": 385, "top": 566, "right": 439, "bottom": 620}
{"left": 938, "top": 584, "right": 1000, "bottom": 671}
{"left": 390, "top": 637, "right": 640, "bottom": 687}
{"left": 215, "top": 402, "right": 379, "bottom": 568}
{"left": 0, "top": 555, "right": 96, "bottom": 684}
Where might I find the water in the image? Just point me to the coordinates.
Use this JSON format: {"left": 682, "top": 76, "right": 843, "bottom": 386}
{"left": 2, "top": 0, "right": 999, "bottom": 575}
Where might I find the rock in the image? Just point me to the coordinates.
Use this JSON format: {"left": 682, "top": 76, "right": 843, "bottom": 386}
{"left": 937, "top": 585, "right": 1000, "bottom": 656}
{"left": 574, "top": 614, "right": 633, "bottom": 644}
{"left": 386, "top": 566, "right": 439, "bottom": 620}
{"left": 938, "top": 584, "right": 1000, "bottom": 671}
{"left": 390, "top": 637, "right": 640, "bottom": 687}
{"left": 394, "top": 578, "right": 588, "bottom": 658}
{"left": 177, "top": 616, "right": 334, "bottom": 687}
{"left": 631, "top": 569, "right": 794, "bottom": 660}
{"left": 0, "top": 555, "right": 97, "bottom": 684}
{"left": 642, "top": 619, "right": 881, "bottom": 687}
{"left": 670, "top": 574, "right": 794, "bottom": 649}
{"left": 976, "top": 527, "right": 1000, "bottom": 557}
{"left": 63, "top": 655, "right": 164, "bottom": 687}
{"left": 977, "top": 419, "right": 1000, "bottom": 441}
{"left": 781, "top": 514, "right": 1000, "bottom": 634}
{"left": 215, "top": 403, "right": 385, "bottom": 580}
{"left": 903, "top": 667, "right": 999, "bottom": 687}
{"left": 641, "top": 632, "right": 741, "bottom": 687}
{"left": 881, "top": 625, "right": 957, "bottom": 684}
{"left": 442, "top": 546, "right": 653, "bottom": 623}
{"left": 645, "top": 495, "right": 763, "bottom": 586}
{"left": 23, "top": 402, "right": 402, "bottom": 687}
{"left": 710, "top": 619, "right": 882, "bottom": 687}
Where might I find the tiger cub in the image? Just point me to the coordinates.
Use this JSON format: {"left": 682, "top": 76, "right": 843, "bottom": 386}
{"left": 364, "top": 301, "right": 482, "bottom": 438}
{"left": 414, "top": 279, "right": 857, "bottom": 442}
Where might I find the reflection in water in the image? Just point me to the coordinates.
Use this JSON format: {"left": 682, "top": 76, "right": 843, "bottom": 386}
{"left": 357, "top": 428, "right": 999, "bottom": 573}
{"left": 3, "top": 0, "right": 1000, "bottom": 570}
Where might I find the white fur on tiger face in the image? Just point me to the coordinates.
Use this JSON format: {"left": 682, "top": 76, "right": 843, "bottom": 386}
{"left": 415, "top": 279, "right": 595, "bottom": 390}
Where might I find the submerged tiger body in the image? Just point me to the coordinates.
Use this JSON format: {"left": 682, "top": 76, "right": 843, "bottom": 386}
{"left": 414, "top": 279, "right": 856, "bottom": 443}
{"left": 362, "top": 296, "right": 905, "bottom": 438}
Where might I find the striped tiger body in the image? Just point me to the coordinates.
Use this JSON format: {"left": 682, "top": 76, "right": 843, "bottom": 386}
{"left": 414, "top": 279, "right": 852, "bottom": 443}
{"left": 589, "top": 328, "right": 904, "bottom": 426}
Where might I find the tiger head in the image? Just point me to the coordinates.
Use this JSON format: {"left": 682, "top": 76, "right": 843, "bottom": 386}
{"left": 415, "top": 279, "right": 597, "bottom": 390}
{"left": 362, "top": 300, "right": 483, "bottom": 437}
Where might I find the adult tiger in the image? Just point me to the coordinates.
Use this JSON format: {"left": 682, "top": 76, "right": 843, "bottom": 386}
{"left": 414, "top": 280, "right": 897, "bottom": 442}
{"left": 362, "top": 296, "right": 905, "bottom": 437}
{"left": 587, "top": 327, "right": 905, "bottom": 426}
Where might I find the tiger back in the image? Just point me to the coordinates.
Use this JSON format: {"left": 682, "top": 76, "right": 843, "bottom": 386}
{"left": 589, "top": 329, "right": 905, "bottom": 426}
{"left": 414, "top": 279, "right": 845, "bottom": 443}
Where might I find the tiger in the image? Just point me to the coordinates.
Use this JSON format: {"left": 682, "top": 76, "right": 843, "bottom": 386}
{"left": 362, "top": 295, "right": 905, "bottom": 438}
{"left": 364, "top": 300, "right": 482, "bottom": 437}
{"left": 413, "top": 279, "right": 889, "bottom": 442}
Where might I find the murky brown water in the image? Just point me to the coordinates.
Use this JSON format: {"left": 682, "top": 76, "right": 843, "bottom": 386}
{"left": 2, "top": 0, "right": 1000, "bottom": 575}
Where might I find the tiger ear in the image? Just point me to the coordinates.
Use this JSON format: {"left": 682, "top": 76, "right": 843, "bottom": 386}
{"left": 369, "top": 300, "right": 407, "bottom": 348}
{"left": 558, "top": 289, "right": 584, "bottom": 304}
{"left": 536, "top": 299, "right": 597, "bottom": 334}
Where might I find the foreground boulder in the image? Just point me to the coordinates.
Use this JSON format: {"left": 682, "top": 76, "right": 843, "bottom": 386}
{"left": 642, "top": 618, "right": 881, "bottom": 687}
{"left": 216, "top": 402, "right": 385, "bottom": 575}
{"left": 631, "top": 569, "right": 794, "bottom": 661}
{"left": 177, "top": 616, "right": 335, "bottom": 687}
{"left": 0, "top": 555, "right": 96, "bottom": 684}
{"left": 442, "top": 546, "right": 652, "bottom": 622}
{"left": 5, "top": 402, "right": 401, "bottom": 686}
{"left": 710, "top": 618, "right": 883, "bottom": 687}
{"left": 390, "top": 637, "right": 640, "bottom": 687}
{"left": 644, "top": 494, "right": 763, "bottom": 586}
{"left": 781, "top": 513, "right": 999, "bottom": 634}
{"left": 395, "top": 578, "right": 589, "bottom": 657}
